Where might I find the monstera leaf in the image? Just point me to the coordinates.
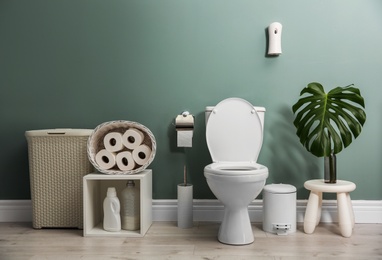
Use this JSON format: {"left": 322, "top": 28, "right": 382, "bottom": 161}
{"left": 292, "top": 82, "right": 366, "bottom": 157}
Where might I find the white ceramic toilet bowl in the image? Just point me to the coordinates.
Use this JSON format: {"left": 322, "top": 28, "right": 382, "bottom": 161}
{"left": 204, "top": 162, "right": 268, "bottom": 245}
{"left": 204, "top": 98, "right": 269, "bottom": 245}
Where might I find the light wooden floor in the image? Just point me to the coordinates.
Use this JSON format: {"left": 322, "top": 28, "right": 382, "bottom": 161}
{"left": 0, "top": 222, "right": 381, "bottom": 260}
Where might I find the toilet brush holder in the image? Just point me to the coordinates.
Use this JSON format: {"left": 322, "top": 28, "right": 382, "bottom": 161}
{"left": 177, "top": 184, "right": 193, "bottom": 228}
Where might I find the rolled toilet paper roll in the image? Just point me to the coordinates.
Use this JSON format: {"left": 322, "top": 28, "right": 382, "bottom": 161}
{"left": 103, "top": 132, "right": 124, "bottom": 152}
{"left": 177, "top": 130, "right": 193, "bottom": 147}
{"left": 116, "top": 151, "right": 136, "bottom": 171}
{"left": 132, "top": 144, "right": 151, "bottom": 165}
{"left": 95, "top": 149, "right": 116, "bottom": 170}
{"left": 122, "top": 128, "right": 145, "bottom": 149}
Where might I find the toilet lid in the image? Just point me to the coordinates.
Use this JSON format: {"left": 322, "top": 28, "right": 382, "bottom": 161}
{"left": 206, "top": 98, "right": 263, "bottom": 163}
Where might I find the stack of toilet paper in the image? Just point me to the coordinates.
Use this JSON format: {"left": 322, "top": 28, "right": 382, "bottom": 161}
{"left": 95, "top": 128, "right": 152, "bottom": 171}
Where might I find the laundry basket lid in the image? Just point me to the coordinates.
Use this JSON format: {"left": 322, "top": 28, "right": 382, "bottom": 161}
{"left": 25, "top": 129, "right": 93, "bottom": 137}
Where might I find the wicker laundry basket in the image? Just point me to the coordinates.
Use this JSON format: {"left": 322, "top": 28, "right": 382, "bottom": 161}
{"left": 25, "top": 129, "right": 93, "bottom": 229}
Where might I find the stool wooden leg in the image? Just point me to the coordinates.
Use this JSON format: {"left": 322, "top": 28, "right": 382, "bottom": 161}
{"left": 337, "top": 192, "right": 353, "bottom": 237}
{"left": 346, "top": 193, "right": 355, "bottom": 229}
{"left": 304, "top": 191, "right": 320, "bottom": 234}
{"left": 316, "top": 192, "right": 322, "bottom": 226}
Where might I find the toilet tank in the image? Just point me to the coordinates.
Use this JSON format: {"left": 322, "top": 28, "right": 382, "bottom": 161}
{"left": 205, "top": 105, "right": 266, "bottom": 132}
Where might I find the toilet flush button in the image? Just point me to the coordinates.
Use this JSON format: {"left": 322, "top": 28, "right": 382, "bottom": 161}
{"left": 251, "top": 109, "right": 256, "bottom": 114}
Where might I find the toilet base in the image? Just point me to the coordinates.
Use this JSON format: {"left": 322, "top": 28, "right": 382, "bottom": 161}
{"left": 217, "top": 207, "right": 254, "bottom": 245}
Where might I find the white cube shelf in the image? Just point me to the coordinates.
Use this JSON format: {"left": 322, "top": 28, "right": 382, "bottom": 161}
{"left": 83, "top": 170, "right": 152, "bottom": 237}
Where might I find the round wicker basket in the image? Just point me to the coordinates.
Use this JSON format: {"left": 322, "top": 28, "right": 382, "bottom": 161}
{"left": 87, "top": 120, "right": 156, "bottom": 175}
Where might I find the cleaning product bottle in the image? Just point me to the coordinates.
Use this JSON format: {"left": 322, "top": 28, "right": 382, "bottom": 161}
{"left": 103, "top": 187, "right": 121, "bottom": 232}
{"left": 121, "top": 180, "right": 140, "bottom": 230}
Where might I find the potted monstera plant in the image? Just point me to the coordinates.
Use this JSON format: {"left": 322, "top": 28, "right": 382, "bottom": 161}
{"left": 292, "top": 82, "right": 366, "bottom": 183}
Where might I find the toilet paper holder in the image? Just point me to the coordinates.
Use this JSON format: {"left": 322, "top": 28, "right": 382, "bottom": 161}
{"left": 175, "top": 111, "right": 194, "bottom": 130}
{"left": 175, "top": 111, "right": 194, "bottom": 148}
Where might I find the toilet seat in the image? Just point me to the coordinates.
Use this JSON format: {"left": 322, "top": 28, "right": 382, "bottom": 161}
{"left": 205, "top": 162, "right": 268, "bottom": 176}
{"left": 206, "top": 98, "right": 263, "bottom": 163}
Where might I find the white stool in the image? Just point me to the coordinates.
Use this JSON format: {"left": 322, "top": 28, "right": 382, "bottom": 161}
{"left": 303, "top": 179, "right": 356, "bottom": 237}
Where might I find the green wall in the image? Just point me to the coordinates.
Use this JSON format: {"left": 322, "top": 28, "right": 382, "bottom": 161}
{"left": 1, "top": 0, "right": 381, "bottom": 200}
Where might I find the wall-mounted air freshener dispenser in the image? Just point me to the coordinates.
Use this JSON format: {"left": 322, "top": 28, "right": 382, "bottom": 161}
{"left": 268, "top": 22, "right": 282, "bottom": 55}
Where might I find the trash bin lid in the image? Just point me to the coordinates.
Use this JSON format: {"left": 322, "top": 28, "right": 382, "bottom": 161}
{"left": 264, "top": 183, "right": 296, "bottom": 194}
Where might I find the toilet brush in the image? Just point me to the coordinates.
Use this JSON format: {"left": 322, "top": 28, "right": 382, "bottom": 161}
{"left": 177, "top": 165, "right": 193, "bottom": 228}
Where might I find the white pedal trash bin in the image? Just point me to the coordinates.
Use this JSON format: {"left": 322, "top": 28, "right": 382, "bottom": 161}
{"left": 262, "top": 184, "right": 296, "bottom": 235}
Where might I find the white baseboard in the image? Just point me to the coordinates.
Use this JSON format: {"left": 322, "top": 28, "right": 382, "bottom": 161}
{"left": 1, "top": 199, "right": 381, "bottom": 224}
{"left": 0, "top": 200, "right": 33, "bottom": 222}
{"left": 152, "top": 199, "right": 382, "bottom": 224}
